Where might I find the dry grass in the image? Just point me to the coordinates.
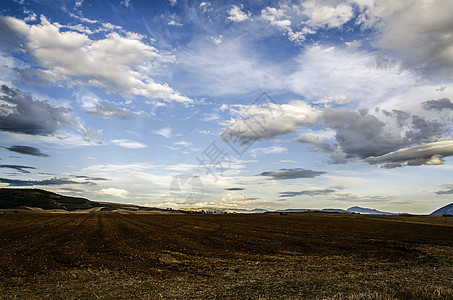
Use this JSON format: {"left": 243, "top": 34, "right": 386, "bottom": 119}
{"left": 0, "top": 212, "right": 452, "bottom": 299}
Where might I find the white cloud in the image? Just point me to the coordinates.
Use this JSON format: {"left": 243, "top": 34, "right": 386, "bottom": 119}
{"left": 250, "top": 146, "right": 287, "bottom": 156}
{"left": 227, "top": 5, "right": 250, "bottom": 22}
{"left": 174, "top": 141, "right": 192, "bottom": 147}
{"left": 74, "top": 0, "right": 84, "bottom": 8}
{"left": 261, "top": 0, "right": 354, "bottom": 44}
{"left": 302, "top": 0, "right": 353, "bottom": 29}
{"left": 76, "top": 91, "right": 132, "bottom": 119}
{"left": 221, "top": 100, "right": 322, "bottom": 142}
{"left": 314, "top": 95, "right": 351, "bottom": 106}
{"left": 4, "top": 15, "right": 192, "bottom": 104}
{"left": 169, "top": 0, "right": 177, "bottom": 6}
{"left": 168, "top": 20, "right": 182, "bottom": 26}
{"left": 96, "top": 187, "right": 129, "bottom": 198}
{"left": 152, "top": 127, "right": 172, "bottom": 138}
{"left": 111, "top": 139, "right": 148, "bottom": 149}
{"left": 200, "top": 2, "right": 213, "bottom": 13}
{"left": 1, "top": 131, "right": 99, "bottom": 148}
{"left": 210, "top": 35, "right": 223, "bottom": 45}
{"left": 120, "top": 0, "right": 130, "bottom": 8}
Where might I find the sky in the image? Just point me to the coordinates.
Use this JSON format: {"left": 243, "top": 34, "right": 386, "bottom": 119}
{"left": 1, "top": 0, "right": 453, "bottom": 213}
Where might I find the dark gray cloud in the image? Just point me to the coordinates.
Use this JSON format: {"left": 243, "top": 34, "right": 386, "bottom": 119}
{"left": 257, "top": 168, "right": 326, "bottom": 180}
{"left": 0, "top": 164, "right": 36, "bottom": 173}
{"left": 381, "top": 109, "right": 411, "bottom": 127}
{"left": 225, "top": 187, "right": 244, "bottom": 191}
{"left": 323, "top": 109, "right": 446, "bottom": 161}
{"left": 0, "top": 85, "right": 71, "bottom": 135}
{"left": 279, "top": 188, "right": 335, "bottom": 197}
{"left": 423, "top": 98, "right": 453, "bottom": 111}
{"left": 4, "top": 145, "right": 49, "bottom": 157}
{"left": 434, "top": 184, "right": 453, "bottom": 195}
{"left": 323, "top": 109, "right": 405, "bottom": 158}
{"left": 0, "top": 177, "right": 96, "bottom": 186}
{"left": 406, "top": 115, "right": 444, "bottom": 143}
{"left": 436, "top": 189, "right": 453, "bottom": 195}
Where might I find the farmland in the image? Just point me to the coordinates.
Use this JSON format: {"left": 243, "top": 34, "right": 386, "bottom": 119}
{"left": 0, "top": 212, "right": 452, "bottom": 299}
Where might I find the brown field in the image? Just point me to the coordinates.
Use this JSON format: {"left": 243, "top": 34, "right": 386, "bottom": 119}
{"left": 0, "top": 212, "right": 452, "bottom": 299}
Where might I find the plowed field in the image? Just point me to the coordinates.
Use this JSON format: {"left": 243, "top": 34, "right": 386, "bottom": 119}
{"left": 0, "top": 212, "right": 452, "bottom": 299}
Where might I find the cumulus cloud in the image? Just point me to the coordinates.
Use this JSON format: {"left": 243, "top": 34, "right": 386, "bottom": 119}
{"left": 0, "top": 177, "right": 94, "bottom": 186}
{"left": 1, "top": 15, "right": 192, "bottom": 104}
{"left": 4, "top": 145, "right": 48, "bottom": 157}
{"left": 0, "top": 85, "right": 71, "bottom": 135}
{"left": 366, "top": 140, "right": 453, "bottom": 168}
{"left": 261, "top": 0, "right": 353, "bottom": 43}
{"left": 222, "top": 96, "right": 449, "bottom": 164}
{"left": 302, "top": 0, "right": 353, "bottom": 29}
{"left": 363, "top": 0, "right": 453, "bottom": 77}
{"left": 257, "top": 168, "right": 326, "bottom": 180}
{"left": 221, "top": 100, "right": 321, "bottom": 144}
{"left": 111, "top": 139, "right": 148, "bottom": 149}
{"left": 227, "top": 5, "right": 250, "bottom": 22}
{"left": 279, "top": 188, "right": 335, "bottom": 197}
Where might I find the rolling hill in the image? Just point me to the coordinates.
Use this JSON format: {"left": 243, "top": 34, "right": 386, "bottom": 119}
{"left": 0, "top": 188, "right": 107, "bottom": 211}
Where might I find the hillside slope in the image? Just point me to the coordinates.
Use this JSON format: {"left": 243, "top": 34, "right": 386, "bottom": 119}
{"left": 0, "top": 188, "right": 106, "bottom": 211}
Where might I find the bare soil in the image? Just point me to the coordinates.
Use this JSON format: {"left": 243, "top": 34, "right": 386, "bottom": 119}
{"left": 0, "top": 212, "right": 452, "bottom": 299}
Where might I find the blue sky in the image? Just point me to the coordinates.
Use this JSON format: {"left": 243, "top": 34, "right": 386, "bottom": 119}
{"left": 1, "top": 0, "right": 453, "bottom": 213}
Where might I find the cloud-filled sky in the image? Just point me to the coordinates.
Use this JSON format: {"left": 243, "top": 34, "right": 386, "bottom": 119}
{"left": 1, "top": 0, "right": 453, "bottom": 213}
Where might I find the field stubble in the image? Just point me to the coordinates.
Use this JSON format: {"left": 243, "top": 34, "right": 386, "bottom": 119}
{"left": 0, "top": 212, "right": 452, "bottom": 299}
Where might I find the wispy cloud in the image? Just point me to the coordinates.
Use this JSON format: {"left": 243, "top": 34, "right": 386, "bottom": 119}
{"left": 152, "top": 127, "right": 172, "bottom": 138}
{"left": 3, "top": 145, "right": 48, "bottom": 157}
{"left": 0, "top": 177, "right": 95, "bottom": 186}
{"left": 111, "top": 139, "right": 148, "bottom": 149}
{"left": 0, "top": 164, "right": 36, "bottom": 173}
{"left": 257, "top": 168, "right": 326, "bottom": 180}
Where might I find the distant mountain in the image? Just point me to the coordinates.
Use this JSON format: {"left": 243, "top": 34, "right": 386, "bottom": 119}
{"left": 430, "top": 203, "right": 453, "bottom": 215}
{"left": 275, "top": 209, "right": 309, "bottom": 213}
{"left": 320, "top": 208, "right": 348, "bottom": 213}
{"left": 0, "top": 188, "right": 106, "bottom": 211}
{"left": 347, "top": 206, "right": 397, "bottom": 215}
